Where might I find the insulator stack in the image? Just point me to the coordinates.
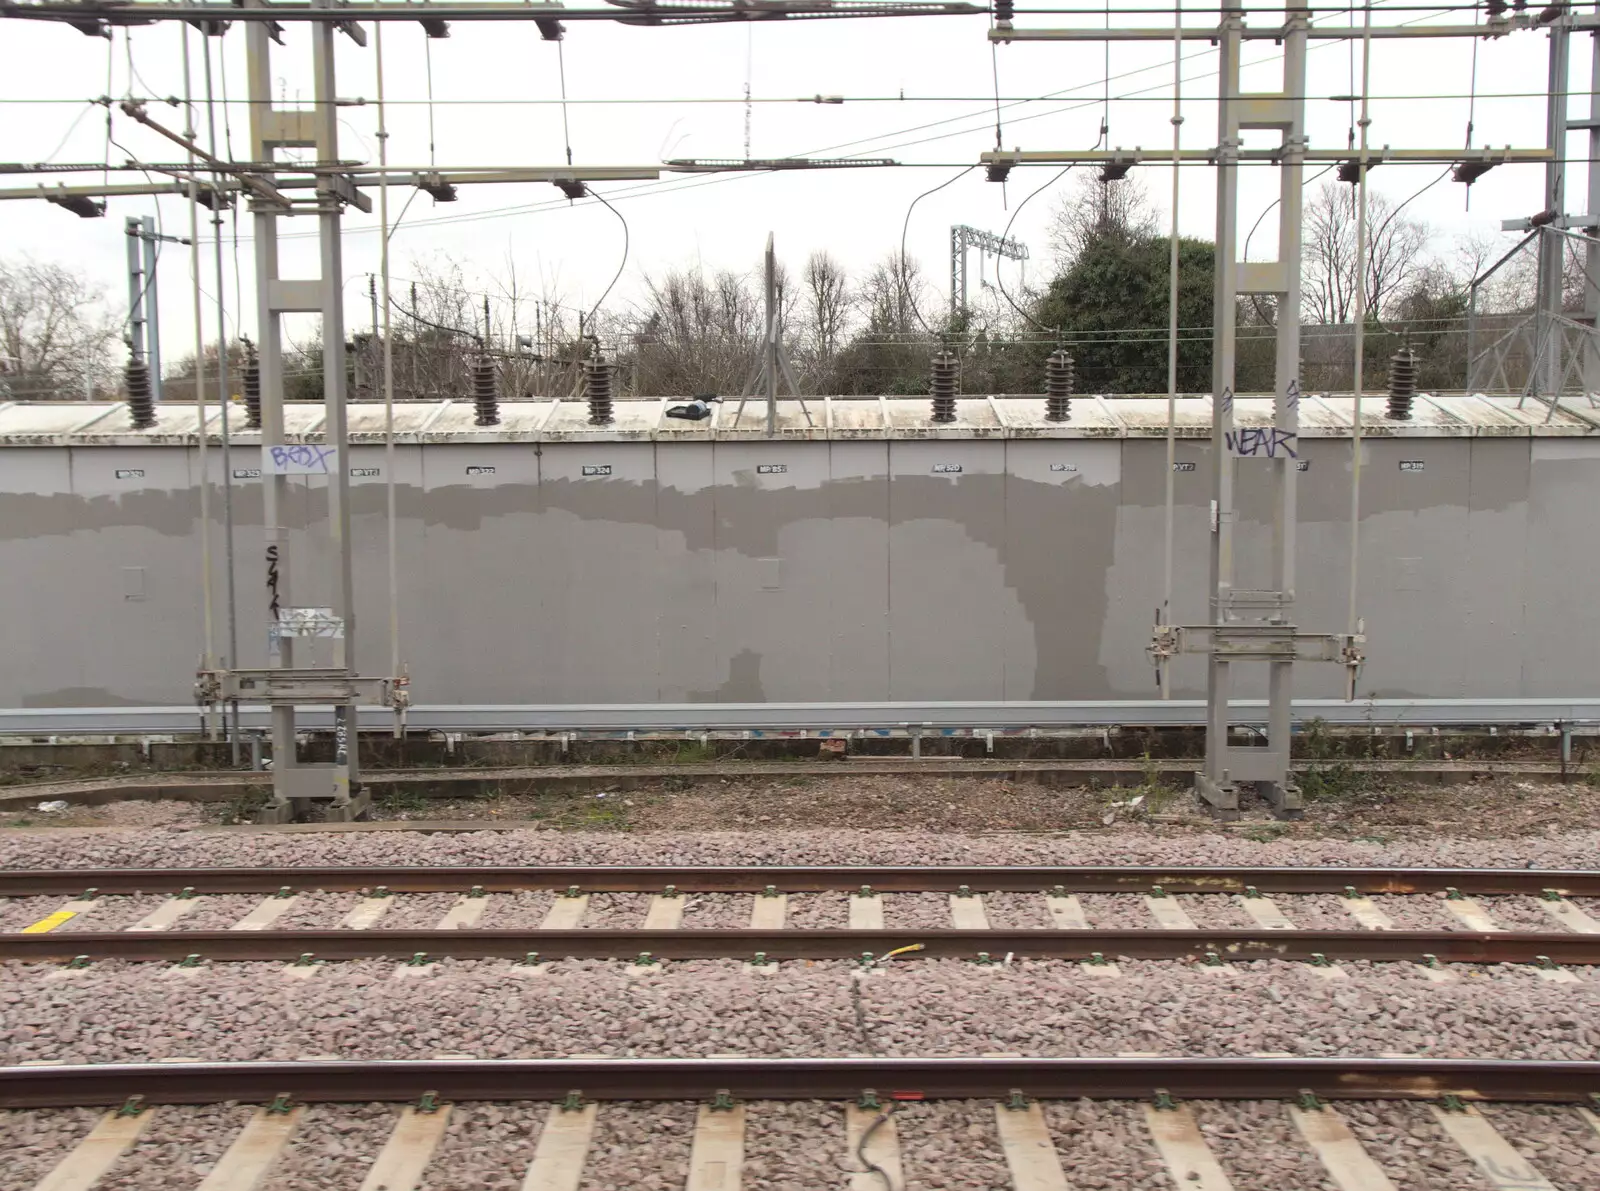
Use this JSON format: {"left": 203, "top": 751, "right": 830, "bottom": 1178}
{"left": 242, "top": 352, "right": 262, "bottom": 429}
{"left": 1385, "top": 343, "right": 1418, "bottom": 420}
{"left": 472, "top": 357, "right": 500, "bottom": 426}
{"left": 125, "top": 357, "right": 155, "bottom": 429}
{"left": 1044, "top": 349, "right": 1075, "bottom": 422}
{"left": 929, "top": 351, "right": 958, "bottom": 423}
{"left": 585, "top": 357, "right": 615, "bottom": 425}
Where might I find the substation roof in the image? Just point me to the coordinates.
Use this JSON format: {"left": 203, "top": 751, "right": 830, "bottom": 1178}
{"left": 1, "top": 393, "right": 1596, "bottom": 446}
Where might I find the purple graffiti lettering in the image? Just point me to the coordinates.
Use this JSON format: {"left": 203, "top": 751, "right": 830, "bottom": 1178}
{"left": 269, "top": 444, "right": 335, "bottom": 473}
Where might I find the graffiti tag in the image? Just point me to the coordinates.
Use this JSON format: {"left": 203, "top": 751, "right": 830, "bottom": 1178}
{"left": 265, "top": 545, "right": 281, "bottom": 620}
{"left": 1224, "top": 427, "right": 1299, "bottom": 459}
{"left": 265, "top": 443, "right": 336, "bottom": 474}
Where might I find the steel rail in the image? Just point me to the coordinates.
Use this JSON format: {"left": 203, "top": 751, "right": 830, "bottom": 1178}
{"left": 5, "top": 928, "right": 1596, "bottom": 966}
{"left": 3, "top": 866, "right": 1596, "bottom": 897}
{"left": 4, "top": 697, "right": 1599, "bottom": 735}
{"left": 3, "top": 1057, "right": 1598, "bottom": 1109}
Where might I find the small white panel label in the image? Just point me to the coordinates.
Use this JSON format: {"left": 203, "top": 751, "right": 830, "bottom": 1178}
{"left": 757, "top": 464, "right": 787, "bottom": 475}
{"left": 1049, "top": 463, "right": 1078, "bottom": 473}
{"left": 232, "top": 468, "right": 262, "bottom": 479}
{"left": 466, "top": 465, "right": 496, "bottom": 476}
{"left": 265, "top": 444, "right": 337, "bottom": 475}
{"left": 350, "top": 467, "right": 380, "bottom": 477}
{"left": 1172, "top": 461, "right": 1197, "bottom": 472}
{"left": 581, "top": 465, "right": 612, "bottom": 477}
{"left": 1296, "top": 460, "right": 1310, "bottom": 472}
{"left": 1400, "top": 460, "right": 1425, "bottom": 472}
{"left": 932, "top": 463, "right": 963, "bottom": 474}
{"left": 114, "top": 469, "right": 145, "bottom": 479}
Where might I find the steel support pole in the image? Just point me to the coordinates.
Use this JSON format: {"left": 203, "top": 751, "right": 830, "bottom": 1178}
{"left": 1537, "top": 17, "right": 1572, "bottom": 399}
{"left": 124, "top": 218, "right": 146, "bottom": 369}
{"left": 1201, "top": 11, "right": 1243, "bottom": 815}
{"left": 1263, "top": 5, "right": 1308, "bottom": 814}
{"left": 246, "top": 18, "right": 297, "bottom": 814}
{"left": 142, "top": 217, "right": 163, "bottom": 404}
{"left": 311, "top": 15, "right": 361, "bottom": 804}
{"left": 764, "top": 233, "right": 778, "bottom": 437}
{"left": 1197, "top": 2, "right": 1311, "bottom": 818}
{"left": 1586, "top": 13, "right": 1600, "bottom": 395}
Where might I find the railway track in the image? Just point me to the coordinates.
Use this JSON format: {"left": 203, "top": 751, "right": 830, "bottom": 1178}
{"left": 6, "top": 1058, "right": 1600, "bottom": 1191}
{"left": 5, "top": 863, "right": 1598, "bottom": 895}
{"left": 5, "top": 867, "right": 1598, "bottom": 1187}
{"left": 4, "top": 865, "right": 1598, "bottom": 973}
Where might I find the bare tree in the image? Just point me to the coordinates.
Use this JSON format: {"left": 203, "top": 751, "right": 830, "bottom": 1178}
{"left": 795, "top": 250, "right": 853, "bottom": 387}
{"left": 395, "top": 254, "right": 480, "bottom": 400}
{"left": 627, "top": 263, "right": 761, "bottom": 395}
{"left": 1301, "top": 181, "right": 1432, "bottom": 324}
{"left": 0, "top": 256, "right": 118, "bottom": 400}
{"left": 859, "top": 250, "right": 930, "bottom": 337}
{"left": 1047, "top": 174, "right": 1159, "bottom": 266}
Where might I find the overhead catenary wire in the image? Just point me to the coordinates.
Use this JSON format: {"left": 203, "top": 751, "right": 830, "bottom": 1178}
{"left": 582, "top": 188, "right": 630, "bottom": 334}
{"left": 897, "top": 164, "right": 977, "bottom": 338}
{"left": 557, "top": 38, "right": 575, "bottom": 167}
{"left": 991, "top": 126, "right": 1110, "bottom": 331}
{"left": 424, "top": 34, "right": 438, "bottom": 170}
{"left": 10, "top": 87, "right": 1552, "bottom": 109}
{"left": 207, "top": 0, "right": 1527, "bottom": 248}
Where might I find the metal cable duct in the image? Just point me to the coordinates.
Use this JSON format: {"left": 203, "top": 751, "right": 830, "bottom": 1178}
{"left": 124, "top": 357, "right": 155, "bottom": 429}
{"left": 1045, "top": 348, "right": 1075, "bottom": 422}
{"left": 242, "top": 349, "right": 262, "bottom": 429}
{"left": 585, "top": 356, "right": 614, "bottom": 425}
{"left": 1386, "top": 342, "right": 1418, "bottom": 420}
{"left": 471, "top": 356, "right": 500, "bottom": 426}
{"left": 930, "top": 350, "right": 958, "bottom": 423}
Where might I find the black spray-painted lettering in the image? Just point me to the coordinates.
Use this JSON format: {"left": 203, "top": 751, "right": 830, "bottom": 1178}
{"left": 1224, "top": 427, "right": 1299, "bottom": 459}
{"left": 265, "top": 545, "right": 281, "bottom": 620}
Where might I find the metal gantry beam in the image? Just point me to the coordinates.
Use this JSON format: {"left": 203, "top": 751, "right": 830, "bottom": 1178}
{"left": 950, "top": 224, "right": 1027, "bottom": 320}
{"left": 0, "top": 0, "right": 984, "bottom": 34}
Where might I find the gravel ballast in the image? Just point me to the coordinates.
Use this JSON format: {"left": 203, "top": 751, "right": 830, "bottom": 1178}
{"left": 3, "top": 813, "right": 1599, "bottom": 1188}
{"left": 4, "top": 823, "right": 1599, "bottom": 874}
{"left": 0, "top": 1107, "right": 102, "bottom": 1187}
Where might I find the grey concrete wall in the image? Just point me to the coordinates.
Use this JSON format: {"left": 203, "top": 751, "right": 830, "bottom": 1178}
{"left": 2, "top": 434, "right": 1595, "bottom": 707}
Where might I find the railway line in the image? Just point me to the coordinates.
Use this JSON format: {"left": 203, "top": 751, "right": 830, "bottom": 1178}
{"left": 5, "top": 1057, "right": 1600, "bottom": 1190}
{"left": 3, "top": 866, "right": 1598, "bottom": 975}
{"left": 5, "top": 862, "right": 1596, "bottom": 1187}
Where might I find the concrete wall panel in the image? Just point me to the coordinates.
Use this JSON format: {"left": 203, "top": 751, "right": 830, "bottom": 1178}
{"left": 887, "top": 439, "right": 1012, "bottom": 700}
{"left": 0, "top": 429, "right": 1591, "bottom": 709}
{"left": 1523, "top": 438, "right": 1600, "bottom": 695}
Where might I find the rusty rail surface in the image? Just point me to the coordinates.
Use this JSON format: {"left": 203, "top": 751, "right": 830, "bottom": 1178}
{"left": 3, "top": 1057, "right": 1598, "bottom": 1110}
{"left": 3, "top": 866, "right": 1598, "bottom": 897}
{"left": 4, "top": 928, "right": 1597, "bottom": 966}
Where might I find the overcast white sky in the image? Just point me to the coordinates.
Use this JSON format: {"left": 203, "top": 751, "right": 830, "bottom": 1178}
{"left": 0, "top": 3, "right": 1569, "bottom": 360}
